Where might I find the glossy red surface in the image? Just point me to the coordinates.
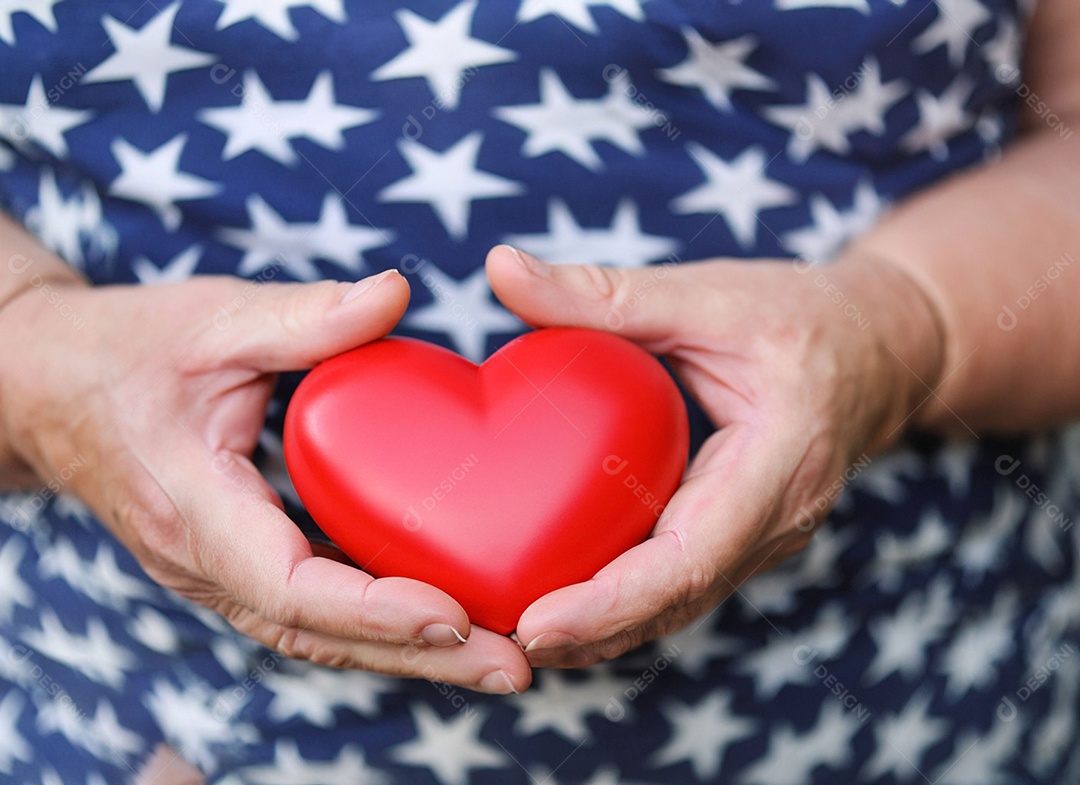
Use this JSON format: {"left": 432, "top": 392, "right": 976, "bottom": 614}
{"left": 284, "top": 327, "right": 689, "bottom": 634}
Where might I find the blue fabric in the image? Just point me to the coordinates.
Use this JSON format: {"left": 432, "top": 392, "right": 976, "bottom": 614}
{"left": 2, "top": 1, "right": 1079, "bottom": 782}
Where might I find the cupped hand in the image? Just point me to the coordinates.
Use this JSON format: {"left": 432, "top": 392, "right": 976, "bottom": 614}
{"left": 0, "top": 271, "right": 529, "bottom": 693}
{"left": 486, "top": 245, "right": 945, "bottom": 668}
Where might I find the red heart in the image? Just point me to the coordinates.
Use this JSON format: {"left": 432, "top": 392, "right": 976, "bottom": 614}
{"left": 284, "top": 327, "right": 689, "bottom": 634}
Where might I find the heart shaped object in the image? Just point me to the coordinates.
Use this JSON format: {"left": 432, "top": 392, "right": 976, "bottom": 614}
{"left": 284, "top": 327, "right": 689, "bottom": 634}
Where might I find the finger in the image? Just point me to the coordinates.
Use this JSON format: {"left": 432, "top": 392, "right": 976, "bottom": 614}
{"left": 517, "top": 423, "right": 796, "bottom": 664}
{"left": 227, "top": 607, "right": 531, "bottom": 694}
{"left": 208, "top": 269, "right": 411, "bottom": 371}
{"left": 485, "top": 245, "right": 697, "bottom": 351}
{"left": 145, "top": 425, "right": 473, "bottom": 647}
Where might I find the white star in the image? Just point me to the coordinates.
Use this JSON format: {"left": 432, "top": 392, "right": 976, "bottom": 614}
{"left": 389, "top": 704, "right": 507, "bottom": 785}
{"left": 0, "top": 493, "right": 46, "bottom": 534}
{"left": 0, "top": 635, "right": 28, "bottom": 686}
{"left": 91, "top": 544, "right": 156, "bottom": 609}
{"left": 851, "top": 449, "right": 922, "bottom": 502}
{"left": 0, "top": 76, "right": 93, "bottom": 157}
{"left": 912, "top": 0, "right": 992, "bottom": 67}
{"left": 0, "top": 690, "right": 31, "bottom": 774}
{"left": 776, "top": 0, "right": 869, "bottom": 9}
{"left": 264, "top": 663, "right": 390, "bottom": 726}
{"left": 516, "top": 0, "right": 644, "bottom": 35}
{"left": 767, "top": 74, "right": 856, "bottom": 160}
{"left": 511, "top": 669, "right": 631, "bottom": 741}
{"left": 133, "top": 245, "right": 203, "bottom": 284}
{"left": 657, "top": 626, "right": 743, "bottom": 679}
{"left": 25, "top": 169, "right": 118, "bottom": 267}
{"left": 1030, "top": 656, "right": 1079, "bottom": 772}
{"left": 800, "top": 603, "right": 858, "bottom": 657}
{"left": 650, "top": 690, "right": 756, "bottom": 779}
{"left": 782, "top": 181, "right": 885, "bottom": 262}
{"left": 766, "top": 60, "right": 906, "bottom": 161}
{"left": 402, "top": 263, "right": 523, "bottom": 362}
{"left": 864, "top": 576, "right": 955, "bottom": 684}
{"left": 671, "top": 144, "right": 796, "bottom": 247}
{"left": 38, "top": 539, "right": 153, "bottom": 611}
{"left": 656, "top": 30, "right": 775, "bottom": 112}
{"left": 733, "top": 635, "right": 816, "bottom": 700}
{"left": 39, "top": 699, "right": 143, "bottom": 766}
{"left": 304, "top": 193, "right": 393, "bottom": 274}
{"left": 898, "top": 77, "right": 976, "bottom": 161}
{"left": 740, "top": 702, "right": 862, "bottom": 785}
{"left": 219, "top": 193, "right": 392, "bottom": 280}
{"left": 863, "top": 509, "right": 951, "bottom": 594}
{"left": 843, "top": 58, "right": 909, "bottom": 134}
{"left": 934, "top": 440, "right": 976, "bottom": 497}
{"left": 200, "top": 70, "right": 377, "bottom": 165}
{"left": 933, "top": 717, "right": 1023, "bottom": 785}
{"left": 983, "top": 17, "right": 1021, "bottom": 82}
{"left": 0, "top": 539, "right": 32, "bottom": 623}
{"left": 941, "top": 590, "right": 1017, "bottom": 699}
{"left": 735, "top": 604, "right": 854, "bottom": 699}
{"left": 505, "top": 199, "right": 679, "bottom": 268}
{"left": 372, "top": 0, "right": 515, "bottom": 110}
{"left": 863, "top": 691, "right": 948, "bottom": 782}
{"left": 51, "top": 495, "right": 96, "bottom": 527}
{"left": 582, "top": 766, "right": 622, "bottom": 785}
{"left": 380, "top": 132, "right": 523, "bottom": 240}
{"left": 126, "top": 606, "right": 181, "bottom": 654}
{"left": 214, "top": 0, "right": 345, "bottom": 41}
{"left": 109, "top": 135, "right": 219, "bottom": 232}
{"left": 494, "top": 68, "right": 656, "bottom": 170}
{"left": 209, "top": 638, "right": 252, "bottom": 680}
{"left": 0, "top": 0, "right": 59, "bottom": 44}
{"left": 145, "top": 679, "right": 257, "bottom": 772}
{"left": 242, "top": 740, "right": 388, "bottom": 785}
{"left": 740, "top": 525, "right": 856, "bottom": 614}
{"left": 84, "top": 4, "right": 216, "bottom": 112}
{"left": 1025, "top": 505, "right": 1070, "bottom": 575}
{"left": 21, "top": 609, "right": 136, "bottom": 689}
{"left": 902, "top": 76, "right": 972, "bottom": 160}
{"left": 957, "top": 485, "right": 1025, "bottom": 580}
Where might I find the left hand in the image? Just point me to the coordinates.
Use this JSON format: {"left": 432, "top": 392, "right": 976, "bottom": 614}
{"left": 486, "top": 244, "right": 945, "bottom": 668}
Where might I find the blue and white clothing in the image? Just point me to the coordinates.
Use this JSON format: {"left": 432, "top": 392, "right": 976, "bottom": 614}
{"left": 2, "top": 1, "right": 1079, "bottom": 782}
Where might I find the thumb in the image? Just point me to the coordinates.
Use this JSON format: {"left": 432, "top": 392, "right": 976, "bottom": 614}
{"left": 210, "top": 269, "right": 410, "bottom": 371}
{"left": 486, "top": 245, "right": 687, "bottom": 347}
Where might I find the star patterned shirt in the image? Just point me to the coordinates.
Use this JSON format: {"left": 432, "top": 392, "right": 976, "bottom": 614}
{"left": 2, "top": 1, "right": 1080, "bottom": 783}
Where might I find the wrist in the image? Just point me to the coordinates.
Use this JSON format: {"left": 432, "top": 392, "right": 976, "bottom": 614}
{"left": 825, "top": 249, "right": 949, "bottom": 452}
{"left": 0, "top": 262, "right": 88, "bottom": 315}
{"left": 0, "top": 273, "right": 90, "bottom": 490}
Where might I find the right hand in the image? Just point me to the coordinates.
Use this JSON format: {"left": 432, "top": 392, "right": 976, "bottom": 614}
{"left": 0, "top": 271, "right": 529, "bottom": 694}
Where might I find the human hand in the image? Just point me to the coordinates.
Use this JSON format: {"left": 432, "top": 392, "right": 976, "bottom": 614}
{"left": 0, "top": 271, "right": 529, "bottom": 693}
{"left": 486, "top": 245, "right": 945, "bottom": 668}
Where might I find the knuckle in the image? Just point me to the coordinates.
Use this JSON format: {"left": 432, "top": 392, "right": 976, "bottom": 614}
{"left": 579, "top": 263, "right": 620, "bottom": 300}
{"left": 266, "top": 594, "right": 305, "bottom": 631}
{"left": 681, "top": 560, "right": 715, "bottom": 605}
{"left": 275, "top": 289, "right": 311, "bottom": 342}
{"left": 593, "top": 627, "right": 647, "bottom": 663}
{"left": 271, "top": 625, "right": 313, "bottom": 662}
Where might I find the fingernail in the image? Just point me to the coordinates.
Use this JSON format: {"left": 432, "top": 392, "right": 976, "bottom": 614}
{"left": 478, "top": 670, "right": 519, "bottom": 695}
{"left": 508, "top": 245, "right": 549, "bottom": 278}
{"left": 421, "top": 623, "right": 467, "bottom": 647}
{"left": 340, "top": 269, "right": 397, "bottom": 304}
{"left": 523, "top": 631, "right": 579, "bottom": 653}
